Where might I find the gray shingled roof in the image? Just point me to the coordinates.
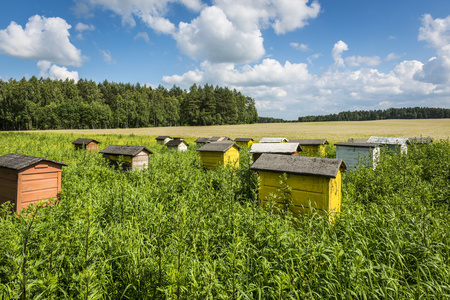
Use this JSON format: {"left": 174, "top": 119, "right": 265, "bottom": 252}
{"left": 72, "top": 138, "right": 100, "bottom": 145}
{"left": 197, "top": 141, "right": 241, "bottom": 152}
{"left": 0, "top": 153, "right": 67, "bottom": 170}
{"left": 166, "top": 140, "right": 189, "bottom": 147}
{"left": 195, "top": 137, "right": 209, "bottom": 143}
{"left": 250, "top": 154, "right": 346, "bottom": 178}
{"left": 288, "top": 139, "right": 328, "bottom": 145}
{"left": 347, "top": 138, "right": 368, "bottom": 143}
{"left": 367, "top": 136, "right": 410, "bottom": 145}
{"left": 249, "top": 143, "right": 302, "bottom": 154}
{"left": 259, "top": 137, "right": 288, "bottom": 143}
{"left": 335, "top": 142, "right": 378, "bottom": 148}
{"left": 409, "top": 137, "right": 433, "bottom": 144}
{"left": 234, "top": 138, "right": 254, "bottom": 142}
{"left": 100, "top": 145, "right": 153, "bottom": 156}
{"left": 155, "top": 136, "right": 171, "bottom": 140}
{"left": 208, "top": 136, "right": 232, "bottom": 142}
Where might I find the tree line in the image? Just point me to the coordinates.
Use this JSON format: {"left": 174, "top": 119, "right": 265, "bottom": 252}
{"left": 0, "top": 77, "right": 258, "bottom": 130}
{"left": 296, "top": 107, "right": 450, "bottom": 122}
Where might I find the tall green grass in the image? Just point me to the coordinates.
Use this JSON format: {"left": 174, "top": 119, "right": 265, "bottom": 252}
{"left": 0, "top": 132, "right": 448, "bottom": 299}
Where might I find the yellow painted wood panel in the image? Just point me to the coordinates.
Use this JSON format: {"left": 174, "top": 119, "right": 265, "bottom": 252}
{"left": 224, "top": 147, "right": 239, "bottom": 168}
{"left": 258, "top": 170, "right": 341, "bottom": 218}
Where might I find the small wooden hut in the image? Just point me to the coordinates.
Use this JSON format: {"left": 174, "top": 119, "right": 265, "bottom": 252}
{"left": 195, "top": 137, "right": 209, "bottom": 148}
{"left": 166, "top": 140, "right": 189, "bottom": 152}
{"left": 100, "top": 145, "right": 153, "bottom": 170}
{"left": 72, "top": 138, "right": 100, "bottom": 151}
{"left": 155, "top": 136, "right": 172, "bottom": 145}
{"left": 197, "top": 142, "right": 241, "bottom": 169}
{"left": 234, "top": 138, "right": 254, "bottom": 148}
{"left": 249, "top": 143, "right": 302, "bottom": 162}
{"left": 250, "top": 154, "right": 346, "bottom": 217}
{"left": 0, "top": 154, "right": 67, "bottom": 213}
{"left": 259, "top": 137, "right": 288, "bottom": 143}
{"left": 367, "top": 136, "right": 410, "bottom": 154}
{"left": 289, "top": 139, "right": 329, "bottom": 156}
{"left": 335, "top": 142, "right": 379, "bottom": 170}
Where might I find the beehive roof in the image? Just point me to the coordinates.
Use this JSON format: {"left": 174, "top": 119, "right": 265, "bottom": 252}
{"left": 367, "top": 136, "right": 410, "bottom": 145}
{"left": 409, "top": 137, "right": 433, "bottom": 144}
{"left": 72, "top": 138, "right": 100, "bottom": 145}
{"left": 335, "top": 142, "right": 378, "bottom": 148}
{"left": 209, "top": 136, "right": 232, "bottom": 142}
{"left": 234, "top": 138, "right": 254, "bottom": 142}
{"left": 249, "top": 143, "right": 302, "bottom": 154}
{"left": 197, "top": 141, "right": 241, "bottom": 152}
{"left": 289, "top": 139, "right": 328, "bottom": 145}
{"left": 195, "top": 137, "right": 209, "bottom": 143}
{"left": 259, "top": 137, "right": 288, "bottom": 143}
{"left": 155, "top": 136, "right": 171, "bottom": 140}
{"left": 250, "top": 154, "right": 346, "bottom": 178}
{"left": 100, "top": 145, "right": 153, "bottom": 156}
{"left": 166, "top": 140, "right": 189, "bottom": 147}
{"left": 0, "top": 153, "right": 67, "bottom": 170}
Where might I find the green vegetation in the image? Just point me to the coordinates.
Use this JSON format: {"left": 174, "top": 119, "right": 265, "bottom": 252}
{"left": 297, "top": 107, "right": 450, "bottom": 122}
{"left": 0, "top": 132, "right": 449, "bottom": 299}
{"left": 0, "top": 78, "right": 258, "bottom": 131}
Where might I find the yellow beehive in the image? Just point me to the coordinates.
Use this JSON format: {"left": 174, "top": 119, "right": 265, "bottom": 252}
{"left": 289, "top": 139, "right": 328, "bottom": 156}
{"left": 250, "top": 154, "right": 346, "bottom": 217}
{"left": 197, "top": 142, "right": 241, "bottom": 169}
{"left": 234, "top": 138, "right": 254, "bottom": 148}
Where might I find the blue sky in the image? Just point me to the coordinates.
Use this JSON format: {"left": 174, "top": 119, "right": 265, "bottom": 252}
{"left": 1, "top": 0, "right": 449, "bottom": 119}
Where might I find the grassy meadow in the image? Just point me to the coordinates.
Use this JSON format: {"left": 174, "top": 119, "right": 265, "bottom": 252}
{"left": 0, "top": 125, "right": 449, "bottom": 298}
{"left": 34, "top": 119, "right": 450, "bottom": 144}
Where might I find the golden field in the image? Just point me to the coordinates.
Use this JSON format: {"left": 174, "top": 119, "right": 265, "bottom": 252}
{"left": 31, "top": 119, "right": 449, "bottom": 144}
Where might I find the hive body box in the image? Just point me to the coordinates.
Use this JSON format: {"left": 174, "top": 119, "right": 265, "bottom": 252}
{"left": 100, "top": 145, "right": 153, "bottom": 170}
{"left": 72, "top": 138, "right": 100, "bottom": 152}
{"left": 289, "top": 139, "right": 328, "bottom": 156}
{"left": 197, "top": 142, "right": 241, "bottom": 169}
{"left": 335, "top": 142, "right": 379, "bottom": 169}
{"left": 250, "top": 154, "right": 346, "bottom": 217}
{"left": 234, "top": 138, "right": 254, "bottom": 148}
{"left": 0, "top": 154, "right": 67, "bottom": 213}
{"left": 367, "top": 136, "right": 410, "bottom": 154}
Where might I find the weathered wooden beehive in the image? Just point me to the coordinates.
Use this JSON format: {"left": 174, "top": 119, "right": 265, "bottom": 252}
{"left": 289, "top": 139, "right": 329, "bottom": 156}
{"left": 197, "top": 142, "right": 241, "bottom": 169}
{"left": 72, "top": 138, "right": 100, "bottom": 151}
{"left": 367, "top": 136, "right": 410, "bottom": 154}
{"left": 0, "top": 154, "right": 67, "bottom": 213}
{"left": 99, "top": 145, "right": 153, "bottom": 170}
{"left": 166, "top": 140, "right": 189, "bottom": 152}
{"left": 155, "top": 136, "right": 172, "bottom": 145}
{"left": 234, "top": 138, "right": 254, "bottom": 148}
{"left": 259, "top": 137, "right": 288, "bottom": 143}
{"left": 249, "top": 142, "right": 302, "bottom": 162}
{"left": 195, "top": 137, "right": 209, "bottom": 148}
{"left": 335, "top": 142, "right": 379, "bottom": 169}
{"left": 250, "top": 154, "right": 346, "bottom": 217}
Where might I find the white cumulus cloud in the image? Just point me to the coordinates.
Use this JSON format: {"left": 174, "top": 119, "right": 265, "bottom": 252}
{"left": 345, "top": 55, "right": 381, "bottom": 67}
{"left": 0, "top": 15, "right": 83, "bottom": 66}
{"left": 174, "top": 6, "right": 265, "bottom": 63}
{"left": 37, "top": 60, "right": 79, "bottom": 82}
{"left": 332, "top": 40, "right": 348, "bottom": 68}
{"left": 134, "top": 32, "right": 150, "bottom": 43}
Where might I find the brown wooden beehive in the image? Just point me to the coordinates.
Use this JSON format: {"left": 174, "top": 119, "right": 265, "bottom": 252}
{"left": 0, "top": 153, "right": 67, "bottom": 213}
{"left": 72, "top": 138, "right": 100, "bottom": 151}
